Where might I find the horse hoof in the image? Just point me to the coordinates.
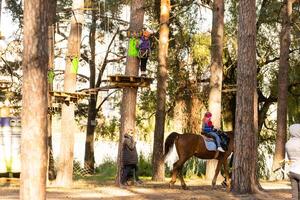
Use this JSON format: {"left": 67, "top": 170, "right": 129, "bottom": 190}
{"left": 169, "top": 183, "right": 174, "bottom": 188}
{"left": 182, "top": 185, "right": 189, "bottom": 190}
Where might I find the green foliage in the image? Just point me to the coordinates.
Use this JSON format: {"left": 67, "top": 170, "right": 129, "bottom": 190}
{"left": 56, "top": 0, "right": 73, "bottom": 21}
{"left": 182, "top": 157, "right": 206, "bottom": 178}
{"left": 96, "top": 116, "right": 119, "bottom": 141}
{"left": 257, "top": 143, "right": 274, "bottom": 180}
{"left": 258, "top": 125, "right": 276, "bottom": 180}
{"left": 226, "top": 0, "right": 238, "bottom": 34}
{"left": 288, "top": 59, "right": 300, "bottom": 123}
{"left": 5, "top": 0, "right": 23, "bottom": 26}
{"left": 137, "top": 89, "right": 156, "bottom": 141}
{"left": 191, "top": 34, "right": 211, "bottom": 71}
{"left": 95, "top": 159, "right": 117, "bottom": 180}
{"left": 75, "top": 159, "right": 117, "bottom": 182}
{"left": 138, "top": 153, "right": 152, "bottom": 177}
{"left": 138, "top": 89, "right": 157, "bottom": 114}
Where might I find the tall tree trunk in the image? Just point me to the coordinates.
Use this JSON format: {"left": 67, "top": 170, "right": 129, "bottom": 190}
{"left": 0, "top": 0, "right": 2, "bottom": 38}
{"left": 232, "top": 0, "right": 259, "bottom": 194}
{"left": 21, "top": 0, "right": 49, "bottom": 199}
{"left": 173, "top": 98, "right": 186, "bottom": 133}
{"left": 84, "top": 9, "right": 97, "bottom": 173}
{"left": 152, "top": 0, "right": 170, "bottom": 181}
{"left": 116, "top": 0, "right": 145, "bottom": 185}
{"left": 55, "top": 0, "right": 84, "bottom": 187}
{"left": 172, "top": 62, "right": 186, "bottom": 133}
{"left": 272, "top": 0, "right": 295, "bottom": 175}
{"left": 186, "top": 81, "right": 203, "bottom": 134}
{"left": 47, "top": 0, "right": 57, "bottom": 181}
{"left": 206, "top": 0, "right": 224, "bottom": 180}
{"left": 222, "top": 94, "right": 235, "bottom": 131}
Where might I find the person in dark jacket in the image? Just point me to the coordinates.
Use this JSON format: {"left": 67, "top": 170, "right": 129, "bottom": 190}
{"left": 121, "top": 129, "right": 142, "bottom": 186}
{"left": 286, "top": 124, "right": 300, "bottom": 200}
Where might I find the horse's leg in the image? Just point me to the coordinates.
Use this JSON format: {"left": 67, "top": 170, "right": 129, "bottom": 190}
{"left": 223, "top": 159, "right": 231, "bottom": 192}
{"left": 169, "top": 159, "right": 188, "bottom": 189}
{"left": 169, "top": 160, "right": 179, "bottom": 187}
{"left": 177, "top": 166, "right": 188, "bottom": 190}
{"left": 211, "top": 159, "right": 224, "bottom": 189}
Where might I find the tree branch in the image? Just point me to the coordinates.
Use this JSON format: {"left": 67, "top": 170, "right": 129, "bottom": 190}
{"left": 96, "top": 90, "right": 119, "bottom": 112}
{"left": 95, "top": 29, "right": 121, "bottom": 87}
{"left": 53, "top": 69, "right": 89, "bottom": 81}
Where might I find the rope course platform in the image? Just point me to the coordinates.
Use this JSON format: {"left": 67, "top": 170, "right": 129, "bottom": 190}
{"left": 0, "top": 80, "right": 12, "bottom": 90}
{"left": 49, "top": 91, "right": 90, "bottom": 103}
{"left": 78, "top": 75, "right": 154, "bottom": 93}
{"left": 48, "top": 103, "right": 62, "bottom": 113}
{"left": 0, "top": 32, "right": 4, "bottom": 40}
{"left": 106, "top": 74, "right": 154, "bottom": 88}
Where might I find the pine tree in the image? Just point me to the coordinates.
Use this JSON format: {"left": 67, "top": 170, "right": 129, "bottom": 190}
{"left": 21, "top": 0, "right": 49, "bottom": 199}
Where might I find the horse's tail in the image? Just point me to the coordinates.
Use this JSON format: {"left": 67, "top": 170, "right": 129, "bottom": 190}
{"left": 164, "top": 132, "right": 179, "bottom": 158}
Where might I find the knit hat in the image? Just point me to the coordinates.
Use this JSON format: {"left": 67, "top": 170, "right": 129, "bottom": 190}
{"left": 205, "top": 112, "right": 212, "bottom": 118}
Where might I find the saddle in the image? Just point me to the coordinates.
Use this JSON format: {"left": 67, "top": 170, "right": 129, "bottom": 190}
{"left": 201, "top": 130, "right": 230, "bottom": 152}
{"left": 201, "top": 134, "right": 217, "bottom": 151}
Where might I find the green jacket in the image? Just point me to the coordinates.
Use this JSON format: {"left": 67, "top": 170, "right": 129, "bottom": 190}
{"left": 128, "top": 38, "right": 139, "bottom": 57}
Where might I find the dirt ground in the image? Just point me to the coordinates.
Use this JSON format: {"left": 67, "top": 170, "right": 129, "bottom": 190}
{"left": 0, "top": 178, "right": 292, "bottom": 200}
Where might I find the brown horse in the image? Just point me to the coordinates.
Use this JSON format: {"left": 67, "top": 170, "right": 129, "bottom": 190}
{"left": 164, "top": 131, "right": 234, "bottom": 190}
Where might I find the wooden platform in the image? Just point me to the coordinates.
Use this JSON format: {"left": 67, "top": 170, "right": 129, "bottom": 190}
{"left": 0, "top": 80, "right": 11, "bottom": 90}
{"left": 49, "top": 91, "right": 90, "bottom": 103}
{"left": 69, "top": 75, "right": 154, "bottom": 95}
{"left": 107, "top": 75, "right": 153, "bottom": 88}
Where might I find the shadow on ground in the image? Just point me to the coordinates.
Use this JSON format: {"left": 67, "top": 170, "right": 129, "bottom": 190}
{"left": 0, "top": 178, "right": 291, "bottom": 200}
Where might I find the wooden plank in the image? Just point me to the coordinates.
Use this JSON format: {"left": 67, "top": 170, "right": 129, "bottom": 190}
{"left": 107, "top": 75, "right": 153, "bottom": 83}
{"left": 109, "top": 81, "right": 151, "bottom": 88}
{"left": 0, "top": 80, "right": 11, "bottom": 89}
{"left": 0, "top": 177, "right": 20, "bottom": 184}
{"left": 50, "top": 91, "right": 90, "bottom": 98}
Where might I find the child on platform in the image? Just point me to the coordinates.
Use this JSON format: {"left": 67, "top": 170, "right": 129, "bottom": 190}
{"left": 138, "top": 31, "right": 151, "bottom": 76}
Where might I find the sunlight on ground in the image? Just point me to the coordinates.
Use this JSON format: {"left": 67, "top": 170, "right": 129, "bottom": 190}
{"left": 0, "top": 177, "right": 292, "bottom": 200}
{"left": 261, "top": 180, "right": 291, "bottom": 189}
{"left": 97, "top": 186, "right": 136, "bottom": 198}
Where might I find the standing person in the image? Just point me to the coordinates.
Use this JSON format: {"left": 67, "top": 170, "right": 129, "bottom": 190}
{"left": 121, "top": 129, "right": 142, "bottom": 186}
{"left": 285, "top": 124, "right": 300, "bottom": 200}
{"left": 138, "top": 30, "right": 151, "bottom": 76}
{"left": 202, "top": 112, "right": 225, "bottom": 152}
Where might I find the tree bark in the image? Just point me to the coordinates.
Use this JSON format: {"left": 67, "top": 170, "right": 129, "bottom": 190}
{"left": 232, "top": 0, "right": 258, "bottom": 194}
{"left": 272, "top": 0, "right": 295, "bottom": 175}
{"left": 84, "top": 9, "right": 97, "bottom": 173}
{"left": 116, "top": 0, "right": 145, "bottom": 185}
{"left": 152, "top": 0, "right": 170, "bottom": 181}
{"left": 206, "top": 0, "right": 224, "bottom": 180}
{"left": 47, "top": 0, "right": 57, "bottom": 181}
{"left": 0, "top": 0, "right": 2, "bottom": 38}
{"left": 173, "top": 98, "right": 186, "bottom": 133}
{"left": 21, "top": 0, "right": 49, "bottom": 199}
{"left": 55, "top": 0, "right": 84, "bottom": 187}
{"left": 186, "top": 81, "right": 203, "bottom": 134}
